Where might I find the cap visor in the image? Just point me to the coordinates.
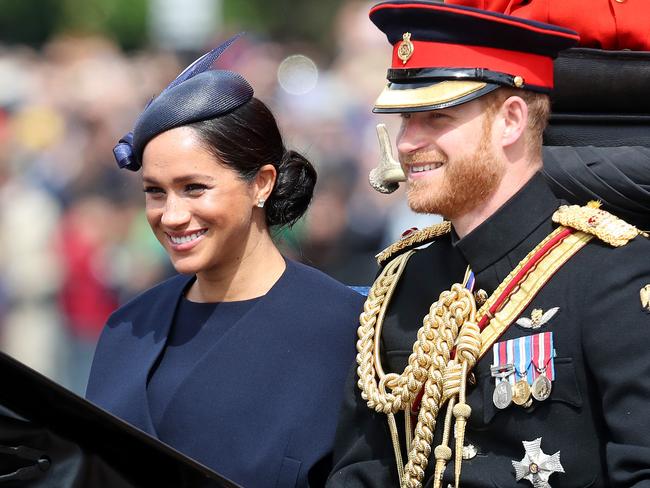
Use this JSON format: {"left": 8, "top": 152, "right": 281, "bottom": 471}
{"left": 373, "top": 80, "right": 498, "bottom": 113}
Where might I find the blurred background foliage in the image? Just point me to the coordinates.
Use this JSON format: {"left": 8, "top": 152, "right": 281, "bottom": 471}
{"left": 223, "top": 0, "right": 346, "bottom": 49}
{"left": 0, "top": 0, "right": 345, "bottom": 53}
{"left": 0, "top": 0, "right": 147, "bottom": 50}
{"left": 0, "top": 0, "right": 62, "bottom": 47}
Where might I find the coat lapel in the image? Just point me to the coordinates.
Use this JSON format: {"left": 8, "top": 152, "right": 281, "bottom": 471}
{"left": 135, "top": 275, "right": 194, "bottom": 435}
{"left": 88, "top": 274, "right": 193, "bottom": 436}
{"left": 154, "top": 262, "right": 295, "bottom": 426}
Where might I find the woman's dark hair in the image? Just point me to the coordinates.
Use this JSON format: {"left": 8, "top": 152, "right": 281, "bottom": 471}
{"left": 188, "top": 97, "right": 316, "bottom": 228}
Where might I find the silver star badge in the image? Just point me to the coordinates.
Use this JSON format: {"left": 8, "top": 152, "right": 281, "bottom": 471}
{"left": 512, "top": 438, "right": 564, "bottom": 488}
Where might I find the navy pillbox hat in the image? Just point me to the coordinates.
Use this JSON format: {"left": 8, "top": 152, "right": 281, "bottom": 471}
{"left": 113, "top": 35, "right": 253, "bottom": 171}
{"left": 131, "top": 70, "right": 253, "bottom": 162}
{"left": 369, "top": 0, "right": 580, "bottom": 113}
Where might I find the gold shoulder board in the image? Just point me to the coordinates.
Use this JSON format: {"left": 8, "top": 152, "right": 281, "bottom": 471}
{"left": 552, "top": 201, "right": 647, "bottom": 247}
{"left": 376, "top": 221, "right": 451, "bottom": 266}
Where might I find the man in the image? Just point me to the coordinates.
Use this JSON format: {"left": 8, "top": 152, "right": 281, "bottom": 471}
{"left": 327, "top": 2, "right": 650, "bottom": 487}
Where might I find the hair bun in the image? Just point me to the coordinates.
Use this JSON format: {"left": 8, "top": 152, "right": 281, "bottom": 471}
{"left": 265, "top": 150, "right": 317, "bottom": 227}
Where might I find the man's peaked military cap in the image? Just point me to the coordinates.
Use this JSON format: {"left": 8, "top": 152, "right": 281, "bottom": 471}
{"left": 370, "top": 0, "right": 580, "bottom": 112}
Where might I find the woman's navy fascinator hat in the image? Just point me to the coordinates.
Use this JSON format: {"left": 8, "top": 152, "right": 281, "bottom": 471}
{"left": 113, "top": 34, "right": 254, "bottom": 171}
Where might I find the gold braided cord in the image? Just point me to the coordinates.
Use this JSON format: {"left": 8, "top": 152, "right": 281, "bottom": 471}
{"left": 358, "top": 249, "right": 479, "bottom": 486}
{"left": 359, "top": 250, "right": 474, "bottom": 417}
{"left": 407, "top": 287, "right": 480, "bottom": 488}
{"left": 358, "top": 224, "right": 593, "bottom": 488}
{"left": 376, "top": 221, "right": 451, "bottom": 266}
{"left": 357, "top": 250, "right": 420, "bottom": 414}
{"left": 404, "top": 406, "right": 413, "bottom": 453}
{"left": 376, "top": 284, "right": 480, "bottom": 488}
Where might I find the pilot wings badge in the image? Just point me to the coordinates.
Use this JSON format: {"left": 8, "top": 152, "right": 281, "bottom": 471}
{"left": 641, "top": 285, "right": 650, "bottom": 313}
{"left": 516, "top": 307, "right": 559, "bottom": 329}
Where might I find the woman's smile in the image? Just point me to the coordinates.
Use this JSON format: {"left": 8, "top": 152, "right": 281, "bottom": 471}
{"left": 166, "top": 229, "right": 208, "bottom": 251}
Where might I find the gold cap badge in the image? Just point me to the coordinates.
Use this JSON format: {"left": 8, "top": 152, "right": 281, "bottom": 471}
{"left": 397, "top": 32, "right": 414, "bottom": 65}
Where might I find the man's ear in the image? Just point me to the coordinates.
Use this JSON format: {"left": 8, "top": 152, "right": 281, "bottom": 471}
{"left": 499, "top": 95, "right": 528, "bottom": 148}
{"left": 254, "top": 164, "right": 277, "bottom": 202}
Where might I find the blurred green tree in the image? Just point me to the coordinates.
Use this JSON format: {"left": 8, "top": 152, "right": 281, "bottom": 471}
{"left": 223, "top": 0, "right": 346, "bottom": 50}
{"left": 0, "top": 0, "right": 147, "bottom": 51}
{"left": 0, "top": 0, "right": 346, "bottom": 52}
{"left": 0, "top": 0, "right": 61, "bottom": 47}
{"left": 58, "top": 0, "right": 148, "bottom": 51}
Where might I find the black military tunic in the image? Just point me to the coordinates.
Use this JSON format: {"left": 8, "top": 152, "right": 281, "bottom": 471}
{"left": 328, "top": 173, "right": 650, "bottom": 487}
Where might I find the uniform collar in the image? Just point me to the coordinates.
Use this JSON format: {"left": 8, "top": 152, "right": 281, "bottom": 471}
{"left": 453, "top": 172, "right": 560, "bottom": 274}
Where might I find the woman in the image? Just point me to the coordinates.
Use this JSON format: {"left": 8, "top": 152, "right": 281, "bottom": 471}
{"left": 86, "top": 37, "right": 364, "bottom": 488}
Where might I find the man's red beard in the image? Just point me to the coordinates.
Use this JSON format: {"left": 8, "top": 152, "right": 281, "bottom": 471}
{"left": 402, "top": 126, "right": 505, "bottom": 220}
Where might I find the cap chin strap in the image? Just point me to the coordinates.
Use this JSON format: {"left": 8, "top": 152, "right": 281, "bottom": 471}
{"left": 387, "top": 67, "right": 530, "bottom": 89}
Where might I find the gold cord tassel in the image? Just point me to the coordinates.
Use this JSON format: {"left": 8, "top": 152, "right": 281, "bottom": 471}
{"left": 388, "top": 412, "right": 405, "bottom": 484}
{"left": 452, "top": 320, "right": 481, "bottom": 487}
{"left": 432, "top": 396, "right": 455, "bottom": 488}
{"left": 453, "top": 363, "right": 472, "bottom": 487}
{"left": 405, "top": 406, "right": 413, "bottom": 453}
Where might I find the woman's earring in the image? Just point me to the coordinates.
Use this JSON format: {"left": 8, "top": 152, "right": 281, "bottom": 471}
{"left": 256, "top": 198, "right": 265, "bottom": 208}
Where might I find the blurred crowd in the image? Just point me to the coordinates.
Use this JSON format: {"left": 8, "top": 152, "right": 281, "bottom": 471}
{"left": 0, "top": 0, "right": 439, "bottom": 394}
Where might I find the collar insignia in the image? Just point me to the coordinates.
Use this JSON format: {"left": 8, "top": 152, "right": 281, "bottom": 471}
{"left": 375, "top": 221, "right": 451, "bottom": 266}
{"left": 641, "top": 284, "right": 650, "bottom": 313}
{"left": 512, "top": 438, "right": 564, "bottom": 488}
{"left": 397, "top": 32, "right": 414, "bottom": 65}
{"left": 516, "top": 307, "right": 559, "bottom": 329}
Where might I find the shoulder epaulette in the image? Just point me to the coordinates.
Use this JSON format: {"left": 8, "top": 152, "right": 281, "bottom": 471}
{"left": 375, "top": 221, "right": 451, "bottom": 266}
{"left": 552, "top": 201, "right": 648, "bottom": 247}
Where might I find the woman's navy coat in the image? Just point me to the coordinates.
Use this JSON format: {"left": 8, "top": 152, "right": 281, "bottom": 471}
{"left": 86, "top": 259, "right": 364, "bottom": 488}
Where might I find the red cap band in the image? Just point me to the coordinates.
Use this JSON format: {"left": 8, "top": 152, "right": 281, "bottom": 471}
{"left": 392, "top": 40, "right": 554, "bottom": 89}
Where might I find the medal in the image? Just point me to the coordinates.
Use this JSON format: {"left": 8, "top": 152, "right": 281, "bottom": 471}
{"left": 493, "top": 332, "right": 556, "bottom": 408}
{"left": 512, "top": 379, "right": 531, "bottom": 406}
{"left": 531, "top": 374, "right": 552, "bottom": 401}
{"left": 493, "top": 380, "right": 513, "bottom": 409}
{"left": 512, "top": 438, "right": 564, "bottom": 487}
{"left": 491, "top": 362, "right": 515, "bottom": 409}
{"left": 530, "top": 332, "right": 555, "bottom": 402}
